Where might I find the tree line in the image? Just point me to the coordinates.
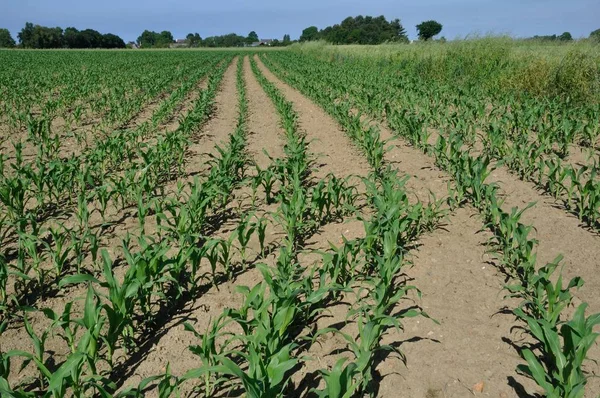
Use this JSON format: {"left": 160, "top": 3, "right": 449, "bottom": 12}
{"left": 0, "top": 23, "right": 126, "bottom": 49}
{"left": 298, "top": 16, "right": 600, "bottom": 45}
{"left": 2, "top": 20, "right": 600, "bottom": 49}
{"left": 529, "top": 32, "right": 573, "bottom": 41}
{"left": 299, "top": 16, "right": 446, "bottom": 44}
{"left": 137, "top": 30, "right": 292, "bottom": 48}
{"left": 300, "top": 15, "right": 409, "bottom": 44}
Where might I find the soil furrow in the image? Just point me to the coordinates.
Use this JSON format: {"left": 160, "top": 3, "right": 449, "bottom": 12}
{"left": 381, "top": 207, "right": 534, "bottom": 397}
{"left": 183, "top": 57, "right": 240, "bottom": 178}
{"left": 487, "top": 165, "right": 600, "bottom": 309}
{"left": 243, "top": 55, "right": 286, "bottom": 169}
{"left": 254, "top": 55, "right": 370, "bottom": 181}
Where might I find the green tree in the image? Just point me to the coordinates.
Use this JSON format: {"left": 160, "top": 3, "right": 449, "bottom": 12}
{"left": 17, "top": 22, "right": 35, "bottom": 47}
{"left": 137, "top": 30, "right": 174, "bottom": 48}
{"left": 416, "top": 20, "right": 443, "bottom": 41}
{"left": 62, "top": 27, "right": 124, "bottom": 48}
{"left": 247, "top": 31, "right": 259, "bottom": 44}
{"left": 558, "top": 31, "right": 573, "bottom": 41}
{"left": 589, "top": 28, "right": 600, "bottom": 42}
{"left": 532, "top": 34, "right": 557, "bottom": 41}
{"left": 317, "top": 15, "right": 408, "bottom": 45}
{"left": 80, "top": 29, "right": 103, "bottom": 48}
{"left": 282, "top": 34, "right": 291, "bottom": 46}
{"left": 201, "top": 33, "right": 246, "bottom": 47}
{"left": 19, "top": 24, "right": 63, "bottom": 48}
{"left": 0, "top": 28, "right": 16, "bottom": 48}
{"left": 300, "top": 26, "right": 320, "bottom": 42}
{"left": 137, "top": 30, "right": 156, "bottom": 47}
{"left": 101, "top": 33, "right": 125, "bottom": 48}
{"left": 64, "top": 27, "right": 82, "bottom": 48}
{"left": 186, "top": 33, "right": 202, "bottom": 47}
{"left": 159, "top": 31, "right": 174, "bottom": 45}
{"left": 16, "top": 22, "right": 123, "bottom": 49}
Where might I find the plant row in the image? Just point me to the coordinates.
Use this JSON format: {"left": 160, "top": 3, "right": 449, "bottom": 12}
{"left": 0, "top": 56, "right": 229, "bottom": 312}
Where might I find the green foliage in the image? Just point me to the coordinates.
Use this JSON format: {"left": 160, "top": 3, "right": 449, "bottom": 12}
{"left": 17, "top": 22, "right": 124, "bottom": 49}
{"left": 531, "top": 32, "right": 574, "bottom": 42}
{"left": 136, "top": 30, "right": 174, "bottom": 48}
{"left": 202, "top": 33, "right": 247, "bottom": 47}
{"left": 305, "top": 15, "right": 409, "bottom": 44}
{"left": 64, "top": 27, "right": 125, "bottom": 49}
{"left": 416, "top": 20, "right": 443, "bottom": 41}
{"left": 246, "top": 30, "right": 259, "bottom": 44}
{"left": 559, "top": 32, "right": 573, "bottom": 41}
{"left": 18, "top": 22, "right": 63, "bottom": 48}
{"left": 591, "top": 28, "right": 600, "bottom": 42}
{"left": 185, "top": 32, "right": 202, "bottom": 47}
{"left": 300, "top": 26, "right": 320, "bottom": 42}
{"left": 0, "top": 28, "right": 15, "bottom": 48}
{"left": 294, "top": 38, "right": 600, "bottom": 104}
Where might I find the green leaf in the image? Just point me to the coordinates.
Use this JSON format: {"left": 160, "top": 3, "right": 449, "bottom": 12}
{"left": 521, "top": 349, "right": 554, "bottom": 393}
{"left": 58, "top": 274, "right": 100, "bottom": 288}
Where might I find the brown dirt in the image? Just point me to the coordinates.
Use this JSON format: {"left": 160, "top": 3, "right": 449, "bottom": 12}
{"left": 183, "top": 58, "right": 240, "bottom": 178}
{"left": 254, "top": 55, "right": 370, "bottom": 182}
{"left": 487, "top": 164, "right": 600, "bottom": 392}
{"left": 381, "top": 207, "right": 536, "bottom": 397}
{"left": 488, "top": 165, "right": 600, "bottom": 308}
{"left": 372, "top": 126, "right": 535, "bottom": 396}
{"left": 243, "top": 56, "right": 286, "bottom": 169}
{"left": 566, "top": 144, "right": 599, "bottom": 171}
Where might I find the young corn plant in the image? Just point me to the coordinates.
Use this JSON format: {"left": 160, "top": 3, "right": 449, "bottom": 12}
{"left": 41, "top": 225, "right": 72, "bottom": 278}
{"left": 183, "top": 314, "right": 234, "bottom": 397}
{"left": 43, "top": 286, "right": 116, "bottom": 397}
{"left": 569, "top": 165, "right": 600, "bottom": 227}
{"left": 184, "top": 280, "right": 299, "bottom": 398}
{"left": 5, "top": 313, "right": 53, "bottom": 392}
{"left": 516, "top": 303, "right": 600, "bottom": 398}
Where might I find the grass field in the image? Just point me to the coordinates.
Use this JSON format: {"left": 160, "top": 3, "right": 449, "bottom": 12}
{"left": 1, "top": 41, "right": 600, "bottom": 397}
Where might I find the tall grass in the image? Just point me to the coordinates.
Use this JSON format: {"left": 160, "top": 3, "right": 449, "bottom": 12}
{"left": 290, "top": 37, "right": 600, "bottom": 104}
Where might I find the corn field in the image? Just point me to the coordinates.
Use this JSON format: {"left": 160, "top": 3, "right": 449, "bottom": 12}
{"left": 1, "top": 46, "right": 599, "bottom": 397}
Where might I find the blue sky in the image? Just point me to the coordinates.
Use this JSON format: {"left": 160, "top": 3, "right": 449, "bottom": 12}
{"left": 2, "top": 0, "right": 598, "bottom": 42}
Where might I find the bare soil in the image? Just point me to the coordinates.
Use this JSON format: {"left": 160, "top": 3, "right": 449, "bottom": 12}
{"left": 254, "top": 55, "right": 371, "bottom": 182}
{"left": 184, "top": 57, "right": 240, "bottom": 178}
{"left": 243, "top": 56, "right": 286, "bottom": 169}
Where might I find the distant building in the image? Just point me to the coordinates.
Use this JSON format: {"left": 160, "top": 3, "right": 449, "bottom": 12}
{"left": 127, "top": 41, "right": 140, "bottom": 49}
{"left": 250, "top": 39, "right": 274, "bottom": 47}
{"left": 170, "top": 39, "right": 189, "bottom": 49}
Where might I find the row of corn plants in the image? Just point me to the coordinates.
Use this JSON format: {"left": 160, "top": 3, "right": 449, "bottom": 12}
{"left": 0, "top": 58, "right": 254, "bottom": 396}
{"left": 0, "top": 51, "right": 213, "bottom": 138}
{"left": 172, "top": 55, "right": 367, "bottom": 397}
{"left": 0, "top": 56, "right": 228, "bottom": 313}
{"left": 434, "top": 131, "right": 600, "bottom": 398}
{"left": 264, "top": 51, "right": 600, "bottom": 230}
{"left": 262, "top": 52, "right": 600, "bottom": 397}
{"left": 258, "top": 54, "right": 448, "bottom": 396}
